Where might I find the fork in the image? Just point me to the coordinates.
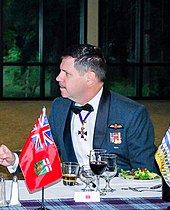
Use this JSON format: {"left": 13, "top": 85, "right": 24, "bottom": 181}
{"left": 128, "top": 187, "right": 161, "bottom": 192}
{"left": 121, "top": 184, "right": 162, "bottom": 192}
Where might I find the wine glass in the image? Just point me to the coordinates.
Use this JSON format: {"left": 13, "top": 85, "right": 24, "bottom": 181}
{"left": 100, "top": 154, "right": 117, "bottom": 192}
{"left": 79, "top": 165, "right": 96, "bottom": 191}
{"left": 89, "top": 149, "right": 107, "bottom": 195}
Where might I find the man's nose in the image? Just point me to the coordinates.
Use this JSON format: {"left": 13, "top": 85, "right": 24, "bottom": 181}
{"left": 56, "top": 75, "right": 59, "bottom": 81}
{"left": 56, "top": 73, "right": 61, "bottom": 81}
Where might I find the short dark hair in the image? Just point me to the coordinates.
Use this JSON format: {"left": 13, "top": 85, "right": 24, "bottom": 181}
{"left": 61, "top": 44, "right": 106, "bottom": 82}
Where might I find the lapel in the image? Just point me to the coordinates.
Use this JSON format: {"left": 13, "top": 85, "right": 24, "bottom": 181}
{"left": 93, "top": 86, "right": 111, "bottom": 148}
{"left": 57, "top": 99, "right": 72, "bottom": 142}
{"left": 63, "top": 103, "right": 78, "bottom": 162}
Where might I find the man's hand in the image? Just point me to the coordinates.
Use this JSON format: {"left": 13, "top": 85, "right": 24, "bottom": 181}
{"left": 0, "top": 144, "right": 16, "bottom": 167}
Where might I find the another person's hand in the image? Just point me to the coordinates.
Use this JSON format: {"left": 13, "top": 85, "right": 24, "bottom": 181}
{"left": 0, "top": 144, "right": 16, "bottom": 167}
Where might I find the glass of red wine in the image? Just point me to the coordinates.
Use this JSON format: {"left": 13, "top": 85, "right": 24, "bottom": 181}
{"left": 89, "top": 149, "right": 107, "bottom": 195}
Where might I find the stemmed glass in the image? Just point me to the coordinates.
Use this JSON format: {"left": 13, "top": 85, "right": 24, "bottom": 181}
{"left": 79, "top": 165, "right": 96, "bottom": 191}
{"left": 100, "top": 154, "right": 117, "bottom": 192}
{"left": 89, "top": 149, "right": 107, "bottom": 195}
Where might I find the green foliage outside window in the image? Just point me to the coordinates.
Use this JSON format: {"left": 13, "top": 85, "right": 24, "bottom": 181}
{"left": 4, "top": 66, "right": 40, "bottom": 97}
{"left": 106, "top": 80, "right": 136, "bottom": 97}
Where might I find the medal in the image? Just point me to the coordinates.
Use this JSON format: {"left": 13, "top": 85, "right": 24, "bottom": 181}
{"left": 78, "top": 127, "right": 87, "bottom": 141}
{"left": 78, "top": 111, "right": 91, "bottom": 141}
{"left": 110, "top": 132, "right": 122, "bottom": 144}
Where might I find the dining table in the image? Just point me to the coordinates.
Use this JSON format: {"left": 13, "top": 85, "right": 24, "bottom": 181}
{"left": 1, "top": 176, "right": 170, "bottom": 210}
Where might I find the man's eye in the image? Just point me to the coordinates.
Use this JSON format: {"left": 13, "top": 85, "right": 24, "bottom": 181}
{"left": 65, "top": 72, "right": 71, "bottom": 76}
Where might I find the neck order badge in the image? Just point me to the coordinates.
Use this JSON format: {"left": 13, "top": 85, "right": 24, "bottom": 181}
{"left": 78, "top": 111, "right": 91, "bottom": 141}
{"left": 72, "top": 103, "right": 94, "bottom": 141}
{"left": 19, "top": 107, "right": 62, "bottom": 192}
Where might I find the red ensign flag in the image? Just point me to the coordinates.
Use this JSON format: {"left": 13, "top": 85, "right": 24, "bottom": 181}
{"left": 19, "top": 107, "right": 62, "bottom": 192}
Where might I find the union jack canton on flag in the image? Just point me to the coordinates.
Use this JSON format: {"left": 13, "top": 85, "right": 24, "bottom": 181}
{"left": 31, "top": 109, "right": 54, "bottom": 150}
{"left": 19, "top": 107, "right": 62, "bottom": 192}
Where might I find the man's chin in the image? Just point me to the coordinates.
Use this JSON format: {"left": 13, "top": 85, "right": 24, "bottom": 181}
{"left": 60, "top": 91, "right": 68, "bottom": 98}
{"left": 62, "top": 95, "right": 68, "bottom": 98}
{"left": 60, "top": 88, "right": 70, "bottom": 98}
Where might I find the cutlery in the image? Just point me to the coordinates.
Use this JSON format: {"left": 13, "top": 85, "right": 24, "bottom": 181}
{"left": 128, "top": 187, "right": 161, "bottom": 192}
{"left": 150, "top": 184, "right": 162, "bottom": 189}
{"left": 121, "top": 184, "right": 162, "bottom": 192}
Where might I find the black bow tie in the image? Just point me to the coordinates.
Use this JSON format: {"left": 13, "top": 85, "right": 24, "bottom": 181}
{"left": 71, "top": 104, "right": 94, "bottom": 114}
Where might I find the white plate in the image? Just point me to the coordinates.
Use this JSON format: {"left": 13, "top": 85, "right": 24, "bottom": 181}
{"left": 118, "top": 174, "right": 161, "bottom": 182}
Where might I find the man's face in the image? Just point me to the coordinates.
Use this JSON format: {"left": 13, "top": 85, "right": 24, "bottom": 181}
{"left": 56, "top": 57, "right": 88, "bottom": 103}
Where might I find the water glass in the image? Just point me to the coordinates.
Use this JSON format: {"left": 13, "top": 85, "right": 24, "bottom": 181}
{"left": 62, "top": 162, "right": 79, "bottom": 186}
{"left": 100, "top": 154, "right": 117, "bottom": 192}
{"left": 79, "top": 165, "right": 95, "bottom": 191}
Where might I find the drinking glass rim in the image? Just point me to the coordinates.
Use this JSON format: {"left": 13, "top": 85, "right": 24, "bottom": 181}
{"left": 90, "top": 149, "right": 107, "bottom": 153}
{"left": 103, "top": 153, "right": 117, "bottom": 158}
{"left": 62, "top": 162, "right": 79, "bottom": 166}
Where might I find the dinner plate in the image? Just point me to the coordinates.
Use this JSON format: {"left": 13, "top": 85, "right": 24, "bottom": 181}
{"left": 118, "top": 174, "right": 161, "bottom": 182}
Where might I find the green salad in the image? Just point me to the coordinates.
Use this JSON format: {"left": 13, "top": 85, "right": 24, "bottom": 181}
{"left": 119, "top": 168, "right": 160, "bottom": 180}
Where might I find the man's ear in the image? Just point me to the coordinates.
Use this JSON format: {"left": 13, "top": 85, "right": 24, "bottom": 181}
{"left": 86, "top": 71, "right": 96, "bottom": 85}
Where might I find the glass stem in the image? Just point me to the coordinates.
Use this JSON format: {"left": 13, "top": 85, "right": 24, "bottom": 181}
{"left": 96, "top": 175, "right": 100, "bottom": 192}
{"left": 105, "top": 180, "right": 109, "bottom": 189}
{"left": 108, "top": 180, "right": 112, "bottom": 189}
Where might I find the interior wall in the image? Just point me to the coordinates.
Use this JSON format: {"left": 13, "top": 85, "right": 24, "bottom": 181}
{"left": 87, "top": 0, "right": 98, "bottom": 46}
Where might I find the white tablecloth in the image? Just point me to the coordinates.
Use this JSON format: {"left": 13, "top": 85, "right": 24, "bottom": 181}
{"left": 5, "top": 177, "right": 162, "bottom": 200}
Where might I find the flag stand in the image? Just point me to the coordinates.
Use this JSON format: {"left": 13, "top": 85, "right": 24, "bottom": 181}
{"left": 35, "top": 187, "right": 50, "bottom": 210}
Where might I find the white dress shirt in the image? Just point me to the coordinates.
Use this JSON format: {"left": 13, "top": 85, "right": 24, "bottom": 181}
{"left": 7, "top": 153, "right": 19, "bottom": 173}
{"left": 71, "top": 87, "right": 103, "bottom": 166}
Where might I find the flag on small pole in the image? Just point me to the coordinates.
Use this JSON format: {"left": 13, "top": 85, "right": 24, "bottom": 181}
{"left": 155, "top": 125, "right": 170, "bottom": 186}
{"left": 19, "top": 107, "right": 62, "bottom": 192}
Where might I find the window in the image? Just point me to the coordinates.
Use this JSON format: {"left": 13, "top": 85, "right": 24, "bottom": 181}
{"left": 0, "top": 0, "right": 169, "bottom": 99}
{"left": 0, "top": 0, "right": 84, "bottom": 99}
{"left": 99, "top": 0, "right": 170, "bottom": 98}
